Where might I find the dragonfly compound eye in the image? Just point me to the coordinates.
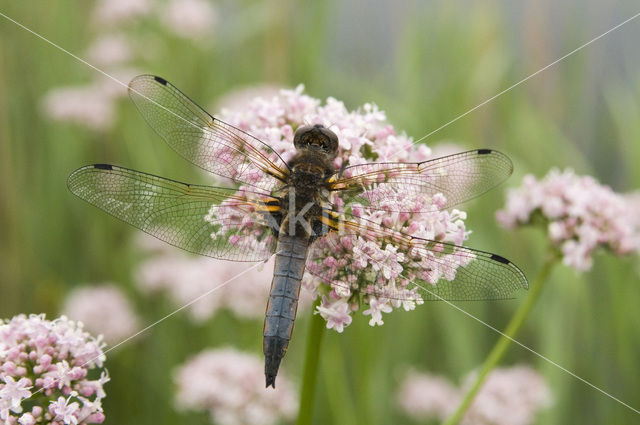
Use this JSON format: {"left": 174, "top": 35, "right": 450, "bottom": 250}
{"left": 294, "top": 124, "right": 339, "bottom": 156}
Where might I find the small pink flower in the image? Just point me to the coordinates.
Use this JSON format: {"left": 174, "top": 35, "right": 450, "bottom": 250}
{"left": 0, "top": 376, "right": 32, "bottom": 410}
{"left": 18, "top": 412, "right": 36, "bottom": 425}
{"left": 322, "top": 256, "right": 338, "bottom": 268}
{"left": 362, "top": 298, "right": 393, "bottom": 326}
{"left": 315, "top": 296, "right": 352, "bottom": 333}
{"left": 49, "top": 395, "right": 80, "bottom": 425}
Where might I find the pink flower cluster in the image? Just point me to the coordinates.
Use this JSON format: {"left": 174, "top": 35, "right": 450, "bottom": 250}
{"left": 496, "top": 168, "right": 640, "bottom": 271}
{"left": 0, "top": 314, "right": 109, "bottom": 424}
{"left": 217, "top": 85, "right": 471, "bottom": 331}
{"left": 62, "top": 284, "right": 140, "bottom": 344}
{"left": 93, "top": 0, "right": 217, "bottom": 38}
{"left": 173, "top": 348, "right": 297, "bottom": 425}
{"left": 160, "top": 0, "right": 218, "bottom": 40}
{"left": 42, "top": 0, "right": 218, "bottom": 131}
{"left": 397, "top": 365, "right": 551, "bottom": 425}
{"left": 135, "top": 236, "right": 312, "bottom": 322}
{"left": 92, "top": 0, "right": 151, "bottom": 25}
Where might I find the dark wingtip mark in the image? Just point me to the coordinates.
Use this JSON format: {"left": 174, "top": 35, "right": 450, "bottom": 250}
{"left": 477, "top": 148, "right": 492, "bottom": 155}
{"left": 153, "top": 76, "right": 168, "bottom": 85}
{"left": 491, "top": 254, "right": 510, "bottom": 264}
{"left": 266, "top": 375, "right": 276, "bottom": 388}
{"left": 93, "top": 164, "right": 113, "bottom": 170}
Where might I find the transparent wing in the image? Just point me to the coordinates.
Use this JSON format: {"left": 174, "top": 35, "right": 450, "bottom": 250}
{"left": 306, "top": 212, "right": 527, "bottom": 301}
{"left": 328, "top": 149, "right": 513, "bottom": 212}
{"left": 128, "top": 75, "right": 290, "bottom": 191}
{"left": 68, "top": 164, "right": 280, "bottom": 262}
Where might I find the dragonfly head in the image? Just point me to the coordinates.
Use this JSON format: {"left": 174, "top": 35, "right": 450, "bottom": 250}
{"left": 293, "top": 124, "right": 338, "bottom": 158}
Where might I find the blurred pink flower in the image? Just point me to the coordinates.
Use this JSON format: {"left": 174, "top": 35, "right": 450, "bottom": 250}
{"left": 94, "top": 68, "right": 144, "bottom": 99}
{"left": 460, "top": 366, "right": 552, "bottom": 425}
{"left": 62, "top": 284, "right": 140, "bottom": 344}
{"left": 496, "top": 169, "right": 640, "bottom": 271}
{"left": 160, "top": 0, "right": 218, "bottom": 40}
{"left": 135, "top": 236, "right": 313, "bottom": 322}
{"left": 216, "top": 85, "right": 472, "bottom": 330}
{"left": 41, "top": 85, "right": 115, "bottom": 131}
{"left": 0, "top": 314, "right": 108, "bottom": 424}
{"left": 625, "top": 191, "right": 640, "bottom": 231}
{"left": 45, "top": 0, "right": 218, "bottom": 132}
{"left": 86, "top": 34, "right": 133, "bottom": 67}
{"left": 174, "top": 348, "right": 297, "bottom": 425}
{"left": 41, "top": 68, "right": 142, "bottom": 131}
{"left": 92, "top": 0, "right": 152, "bottom": 26}
{"left": 396, "top": 371, "right": 460, "bottom": 419}
{"left": 397, "top": 365, "right": 551, "bottom": 425}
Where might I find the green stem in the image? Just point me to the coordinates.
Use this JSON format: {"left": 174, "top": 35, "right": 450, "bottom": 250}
{"left": 321, "top": 339, "right": 358, "bottom": 425}
{"left": 443, "top": 255, "right": 558, "bottom": 425}
{"left": 296, "top": 298, "right": 325, "bottom": 425}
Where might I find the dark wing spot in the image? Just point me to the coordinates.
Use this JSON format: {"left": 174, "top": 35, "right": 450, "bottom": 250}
{"left": 477, "top": 149, "right": 492, "bottom": 155}
{"left": 490, "top": 253, "right": 510, "bottom": 264}
{"left": 153, "top": 76, "right": 168, "bottom": 85}
{"left": 93, "top": 164, "right": 113, "bottom": 170}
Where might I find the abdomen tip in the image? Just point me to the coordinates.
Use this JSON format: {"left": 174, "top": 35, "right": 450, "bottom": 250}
{"left": 266, "top": 375, "right": 276, "bottom": 388}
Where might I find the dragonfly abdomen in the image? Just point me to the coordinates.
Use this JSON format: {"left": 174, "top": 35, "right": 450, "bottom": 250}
{"left": 263, "top": 233, "right": 308, "bottom": 388}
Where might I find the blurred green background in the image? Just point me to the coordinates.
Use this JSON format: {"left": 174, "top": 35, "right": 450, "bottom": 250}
{"left": 1, "top": 0, "right": 639, "bottom": 424}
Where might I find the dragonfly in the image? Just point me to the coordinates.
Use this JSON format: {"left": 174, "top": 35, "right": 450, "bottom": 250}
{"left": 68, "top": 75, "right": 528, "bottom": 388}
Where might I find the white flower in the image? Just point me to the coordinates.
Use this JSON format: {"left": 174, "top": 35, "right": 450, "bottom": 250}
{"left": 362, "top": 298, "right": 393, "bottom": 326}
{"left": 49, "top": 396, "right": 80, "bottom": 425}
{"left": 0, "top": 376, "right": 31, "bottom": 413}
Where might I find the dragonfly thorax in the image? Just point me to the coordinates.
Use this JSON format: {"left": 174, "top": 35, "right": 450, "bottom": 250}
{"left": 288, "top": 144, "right": 336, "bottom": 191}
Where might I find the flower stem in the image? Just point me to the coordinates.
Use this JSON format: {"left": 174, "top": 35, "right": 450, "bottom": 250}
{"left": 442, "top": 254, "right": 558, "bottom": 425}
{"left": 296, "top": 298, "right": 325, "bottom": 425}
